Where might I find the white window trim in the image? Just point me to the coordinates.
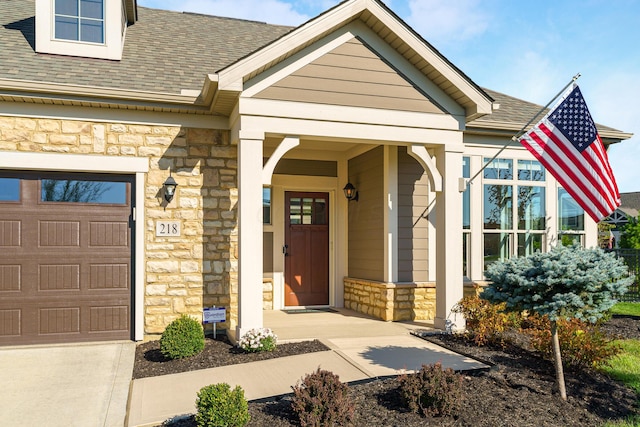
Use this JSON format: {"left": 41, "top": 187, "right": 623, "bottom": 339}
{"left": 0, "top": 151, "right": 148, "bottom": 341}
{"left": 36, "top": 0, "right": 125, "bottom": 60}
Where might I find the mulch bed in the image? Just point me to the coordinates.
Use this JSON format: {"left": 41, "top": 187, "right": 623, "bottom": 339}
{"left": 141, "top": 316, "right": 640, "bottom": 427}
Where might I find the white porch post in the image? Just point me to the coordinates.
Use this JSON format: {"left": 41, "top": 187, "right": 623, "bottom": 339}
{"left": 434, "top": 146, "right": 465, "bottom": 331}
{"left": 237, "top": 133, "right": 264, "bottom": 339}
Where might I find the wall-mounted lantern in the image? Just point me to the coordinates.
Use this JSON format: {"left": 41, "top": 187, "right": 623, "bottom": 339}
{"left": 163, "top": 169, "right": 178, "bottom": 203}
{"left": 343, "top": 182, "right": 358, "bottom": 202}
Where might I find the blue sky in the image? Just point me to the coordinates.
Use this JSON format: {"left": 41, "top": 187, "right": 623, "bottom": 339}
{"left": 138, "top": 0, "right": 640, "bottom": 193}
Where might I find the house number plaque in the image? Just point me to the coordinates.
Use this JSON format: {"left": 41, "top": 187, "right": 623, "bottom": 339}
{"left": 156, "top": 220, "right": 181, "bottom": 237}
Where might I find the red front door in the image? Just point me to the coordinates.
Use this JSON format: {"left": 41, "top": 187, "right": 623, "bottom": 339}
{"left": 284, "top": 192, "right": 329, "bottom": 306}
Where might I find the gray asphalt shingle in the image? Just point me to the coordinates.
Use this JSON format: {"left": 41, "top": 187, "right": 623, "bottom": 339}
{"left": 0, "top": 0, "right": 628, "bottom": 137}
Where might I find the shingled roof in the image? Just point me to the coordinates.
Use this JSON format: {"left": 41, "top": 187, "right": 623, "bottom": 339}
{"left": 0, "top": 0, "right": 632, "bottom": 141}
{"left": 0, "top": 1, "right": 291, "bottom": 94}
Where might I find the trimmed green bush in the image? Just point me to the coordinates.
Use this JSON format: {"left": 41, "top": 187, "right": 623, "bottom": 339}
{"left": 398, "top": 362, "right": 463, "bottom": 418}
{"left": 160, "top": 314, "right": 205, "bottom": 360}
{"left": 291, "top": 368, "right": 355, "bottom": 427}
{"left": 195, "top": 383, "right": 250, "bottom": 427}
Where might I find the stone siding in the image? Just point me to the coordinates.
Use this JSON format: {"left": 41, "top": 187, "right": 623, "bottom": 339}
{"left": 0, "top": 116, "right": 237, "bottom": 336}
{"left": 343, "top": 277, "right": 436, "bottom": 321}
{"left": 263, "top": 278, "right": 274, "bottom": 310}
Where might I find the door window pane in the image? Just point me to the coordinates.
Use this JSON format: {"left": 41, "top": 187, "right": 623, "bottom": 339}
{"left": 0, "top": 178, "right": 20, "bottom": 201}
{"left": 41, "top": 179, "right": 126, "bottom": 204}
{"left": 484, "top": 233, "right": 510, "bottom": 271}
{"left": 484, "top": 185, "right": 512, "bottom": 230}
{"left": 289, "top": 198, "right": 301, "bottom": 225}
{"left": 313, "top": 198, "right": 327, "bottom": 225}
{"left": 302, "top": 198, "right": 313, "bottom": 224}
{"left": 518, "top": 186, "right": 545, "bottom": 230}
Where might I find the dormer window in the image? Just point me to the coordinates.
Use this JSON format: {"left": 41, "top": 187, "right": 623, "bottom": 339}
{"left": 54, "top": 0, "right": 105, "bottom": 44}
{"left": 36, "top": 0, "right": 137, "bottom": 61}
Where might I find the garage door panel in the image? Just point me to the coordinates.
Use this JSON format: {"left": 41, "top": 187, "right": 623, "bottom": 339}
{"left": 90, "top": 306, "right": 129, "bottom": 332}
{"left": 0, "top": 309, "right": 21, "bottom": 336}
{"left": 0, "top": 265, "right": 21, "bottom": 291}
{"left": 39, "top": 307, "right": 81, "bottom": 335}
{"left": 0, "top": 172, "right": 133, "bottom": 345}
{"left": 89, "top": 221, "right": 129, "bottom": 247}
{"left": 39, "top": 264, "right": 80, "bottom": 291}
{"left": 90, "top": 264, "right": 129, "bottom": 289}
{"left": 0, "top": 220, "right": 21, "bottom": 246}
{"left": 39, "top": 220, "right": 80, "bottom": 247}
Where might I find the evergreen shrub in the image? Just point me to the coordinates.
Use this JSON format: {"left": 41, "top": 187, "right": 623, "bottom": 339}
{"left": 195, "top": 383, "right": 250, "bottom": 427}
{"left": 160, "top": 314, "right": 205, "bottom": 360}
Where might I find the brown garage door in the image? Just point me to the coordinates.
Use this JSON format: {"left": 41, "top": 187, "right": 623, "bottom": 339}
{"left": 0, "top": 172, "right": 133, "bottom": 345}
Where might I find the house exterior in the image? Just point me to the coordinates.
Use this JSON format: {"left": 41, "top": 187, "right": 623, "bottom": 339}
{"left": 604, "top": 192, "right": 640, "bottom": 246}
{"left": 0, "top": 0, "right": 632, "bottom": 346}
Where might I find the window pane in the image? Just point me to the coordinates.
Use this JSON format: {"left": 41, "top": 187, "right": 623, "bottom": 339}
{"left": 484, "top": 233, "right": 510, "bottom": 271}
{"left": 463, "top": 232, "right": 470, "bottom": 277}
{"left": 313, "top": 198, "right": 327, "bottom": 225}
{"left": 55, "top": 16, "right": 79, "bottom": 40}
{"left": 559, "top": 233, "right": 583, "bottom": 247}
{"left": 289, "top": 198, "right": 301, "bottom": 225}
{"left": 558, "top": 188, "right": 584, "bottom": 231}
{"left": 462, "top": 156, "right": 470, "bottom": 179}
{"left": 41, "top": 179, "right": 126, "bottom": 204}
{"left": 81, "top": 0, "right": 103, "bottom": 19}
{"left": 518, "top": 186, "right": 545, "bottom": 230}
{"left": 262, "top": 187, "right": 271, "bottom": 225}
{"left": 484, "top": 184, "right": 512, "bottom": 230}
{"left": 81, "top": 19, "right": 104, "bottom": 43}
{"left": 517, "top": 233, "right": 543, "bottom": 257}
{"left": 0, "top": 178, "right": 20, "bottom": 201}
{"left": 463, "top": 157, "right": 470, "bottom": 229}
{"left": 55, "top": 0, "right": 78, "bottom": 15}
{"left": 518, "top": 160, "right": 545, "bottom": 181}
{"left": 483, "top": 158, "right": 512, "bottom": 180}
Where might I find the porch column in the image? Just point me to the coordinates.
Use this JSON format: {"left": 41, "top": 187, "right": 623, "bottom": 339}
{"left": 237, "top": 133, "right": 264, "bottom": 339}
{"left": 434, "top": 146, "right": 465, "bottom": 331}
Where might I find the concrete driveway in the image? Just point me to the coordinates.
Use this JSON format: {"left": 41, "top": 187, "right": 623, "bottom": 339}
{"left": 0, "top": 341, "right": 134, "bottom": 427}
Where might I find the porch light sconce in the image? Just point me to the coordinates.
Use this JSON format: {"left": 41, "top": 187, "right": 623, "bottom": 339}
{"left": 343, "top": 182, "right": 358, "bottom": 202}
{"left": 163, "top": 169, "right": 178, "bottom": 204}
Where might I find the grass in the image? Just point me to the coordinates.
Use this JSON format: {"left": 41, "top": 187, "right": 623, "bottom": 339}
{"left": 611, "top": 303, "right": 640, "bottom": 317}
{"left": 603, "top": 302, "right": 640, "bottom": 427}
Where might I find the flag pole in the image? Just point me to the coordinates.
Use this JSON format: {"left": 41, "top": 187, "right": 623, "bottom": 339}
{"left": 459, "top": 73, "right": 581, "bottom": 192}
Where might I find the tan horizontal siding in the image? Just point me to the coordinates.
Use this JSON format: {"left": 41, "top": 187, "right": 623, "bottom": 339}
{"left": 348, "top": 146, "right": 384, "bottom": 282}
{"left": 397, "top": 147, "right": 429, "bottom": 282}
{"left": 255, "top": 37, "right": 444, "bottom": 114}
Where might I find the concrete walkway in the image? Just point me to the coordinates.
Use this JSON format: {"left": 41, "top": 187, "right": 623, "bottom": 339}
{"left": 128, "top": 309, "right": 486, "bottom": 427}
{"left": 0, "top": 341, "right": 135, "bottom": 427}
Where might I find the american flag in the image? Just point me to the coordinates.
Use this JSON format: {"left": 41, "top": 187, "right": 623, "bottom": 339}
{"left": 518, "top": 85, "right": 620, "bottom": 222}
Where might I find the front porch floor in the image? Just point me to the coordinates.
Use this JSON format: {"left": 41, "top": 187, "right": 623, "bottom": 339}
{"left": 264, "top": 307, "right": 436, "bottom": 342}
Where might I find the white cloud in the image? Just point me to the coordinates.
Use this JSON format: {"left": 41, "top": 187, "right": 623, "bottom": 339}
{"left": 404, "top": 0, "right": 490, "bottom": 46}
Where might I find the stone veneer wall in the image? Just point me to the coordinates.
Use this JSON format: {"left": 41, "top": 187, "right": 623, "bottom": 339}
{"left": 343, "top": 277, "right": 436, "bottom": 321}
{"left": 344, "top": 278, "right": 485, "bottom": 322}
{"left": 263, "top": 278, "right": 274, "bottom": 310}
{"left": 0, "top": 116, "right": 237, "bottom": 336}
